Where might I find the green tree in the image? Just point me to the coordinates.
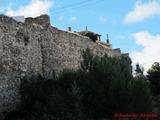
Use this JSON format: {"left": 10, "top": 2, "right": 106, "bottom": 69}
{"left": 81, "top": 48, "right": 93, "bottom": 72}
{"left": 147, "top": 62, "right": 160, "bottom": 95}
{"left": 79, "top": 49, "right": 152, "bottom": 118}
{"left": 129, "top": 75, "right": 152, "bottom": 113}
{"left": 79, "top": 49, "right": 134, "bottom": 118}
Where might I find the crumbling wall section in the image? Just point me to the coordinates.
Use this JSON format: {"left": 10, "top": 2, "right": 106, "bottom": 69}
{"left": 0, "top": 15, "right": 43, "bottom": 112}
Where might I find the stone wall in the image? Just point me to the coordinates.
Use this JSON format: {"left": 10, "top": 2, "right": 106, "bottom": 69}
{"left": 0, "top": 14, "right": 122, "bottom": 112}
{"left": 44, "top": 27, "right": 121, "bottom": 76}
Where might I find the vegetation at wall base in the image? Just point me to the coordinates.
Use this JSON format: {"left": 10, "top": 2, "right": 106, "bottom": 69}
{"left": 3, "top": 48, "right": 157, "bottom": 120}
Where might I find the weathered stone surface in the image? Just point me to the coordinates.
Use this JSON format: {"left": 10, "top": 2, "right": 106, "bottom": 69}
{"left": 0, "top": 14, "right": 122, "bottom": 112}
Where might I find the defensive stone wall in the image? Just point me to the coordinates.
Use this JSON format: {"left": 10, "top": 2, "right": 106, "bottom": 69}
{"left": 0, "top": 14, "right": 122, "bottom": 112}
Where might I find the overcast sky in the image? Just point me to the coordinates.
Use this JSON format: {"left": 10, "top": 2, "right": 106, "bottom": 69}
{"left": 0, "top": 0, "right": 160, "bottom": 72}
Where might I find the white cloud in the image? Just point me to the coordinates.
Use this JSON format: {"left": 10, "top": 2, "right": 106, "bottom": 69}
{"left": 5, "top": 0, "right": 53, "bottom": 18}
{"left": 70, "top": 16, "right": 77, "bottom": 22}
{"left": 99, "top": 16, "right": 107, "bottom": 23}
{"left": 124, "top": 1, "right": 160, "bottom": 24}
{"left": 130, "top": 31, "right": 160, "bottom": 73}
